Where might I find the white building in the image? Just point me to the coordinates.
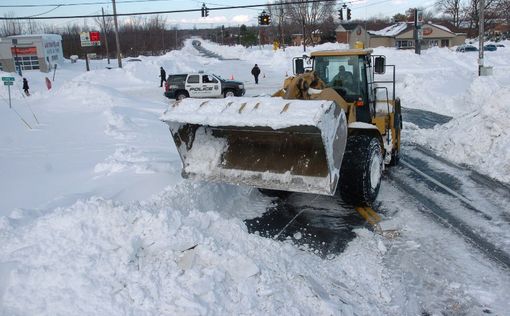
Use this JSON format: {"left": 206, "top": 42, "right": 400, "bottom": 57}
{"left": 0, "top": 34, "right": 64, "bottom": 73}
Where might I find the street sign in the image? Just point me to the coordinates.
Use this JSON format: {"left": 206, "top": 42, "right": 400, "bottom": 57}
{"left": 81, "top": 41, "right": 101, "bottom": 47}
{"left": 3, "top": 81, "right": 14, "bottom": 86}
{"left": 89, "top": 31, "right": 100, "bottom": 42}
{"left": 80, "top": 31, "right": 101, "bottom": 47}
{"left": 2, "top": 76, "right": 15, "bottom": 82}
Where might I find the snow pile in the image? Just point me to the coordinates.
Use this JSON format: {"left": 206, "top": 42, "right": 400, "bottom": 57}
{"left": 0, "top": 187, "right": 389, "bottom": 315}
{"left": 406, "top": 77, "right": 510, "bottom": 183}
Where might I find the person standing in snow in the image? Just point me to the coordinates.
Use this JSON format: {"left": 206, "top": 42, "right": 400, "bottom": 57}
{"left": 251, "top": 64, "right": 261, "bottom": 84}
{"left": 22, "top": 78, "right": 30, "bottom": 96}
{"left": 159, "top": 67, "right": 166, "bottom": 87}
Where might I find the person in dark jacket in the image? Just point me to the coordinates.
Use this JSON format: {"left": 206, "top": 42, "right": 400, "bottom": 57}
{"left": 22, "top": 78, "right": 30, "bottom": 96}
{"left": 251, "top": 64, "right": 261, "bottom": 84}
{"left": 159, "top": 67, "right": 166, "bottom": 87}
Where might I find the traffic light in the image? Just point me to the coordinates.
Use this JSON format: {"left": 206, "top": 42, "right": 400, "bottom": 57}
{"left": 263, "top": 15, "right": 270, "bottom": 25}
{"left": 347, "top": 8, "right": 352, "bottom": 20}
{"left": 201, "top": 3, "right": 209, "bottom": 17}
{"left": 338, "top": 9, "right": 343, "bottom": 21}
{"left": 258, "top": 11, "right": 271, "bottom": 25}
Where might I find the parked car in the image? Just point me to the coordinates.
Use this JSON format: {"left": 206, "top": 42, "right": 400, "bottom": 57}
{"left": 164, "top": 72, "right": 245, "bottom": 100}
{"left": 456, "top": 44, "right": 478, "bottom": 52}
{"left": 496, "top": 44, "right": 505, "bottom": 48}
{"left": 484, "top": 44, "right": 497, "bottom": 51}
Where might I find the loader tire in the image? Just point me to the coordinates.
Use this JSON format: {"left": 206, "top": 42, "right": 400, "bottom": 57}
{"left": 338, "top": 135, "right": 383, "bottom": 206}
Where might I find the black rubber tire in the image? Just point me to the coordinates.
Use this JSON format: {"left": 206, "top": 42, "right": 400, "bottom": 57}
{"left": 258, "top": 189, "right": 291, "bottom": 199}
{"left": 176, "top": 91, "right": 188, "bottom": 100}
{"left": 338, "top": 135, "right": 383, "bottom": 206}
{"left": 224, "top": 89, "right": 235, "bottom": 98}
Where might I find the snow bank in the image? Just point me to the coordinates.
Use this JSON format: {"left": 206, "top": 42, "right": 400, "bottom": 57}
{"left": 406, "top": 77, "right": 510, "bottom": 183}
{"left": 0, "top": 187, "right": 389, "bottom": 315}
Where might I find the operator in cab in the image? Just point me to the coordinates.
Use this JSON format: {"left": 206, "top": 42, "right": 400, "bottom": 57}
{"left": 332, "top": 65, "right": 353, "bottom": 87}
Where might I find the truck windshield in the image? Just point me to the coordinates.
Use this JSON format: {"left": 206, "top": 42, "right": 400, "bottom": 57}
{"left": 314, "top": 55, "right": 366, "bottom": 102}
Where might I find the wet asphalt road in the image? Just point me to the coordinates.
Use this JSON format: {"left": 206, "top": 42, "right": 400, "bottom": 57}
{"left": 245, "top": 108, "right": 456, "bottom": 257}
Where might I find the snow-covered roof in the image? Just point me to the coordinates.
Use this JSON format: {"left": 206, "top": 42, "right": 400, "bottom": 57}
{"left": 367, "top": 22, "right": 456, "bottom": 37}
{"left": 368, "top": 22, "right": 408, "bottom": 36}
{"left": 7, "top": 34, "right": 62, "bottom": 40}
{"left": 430, "top": 23, "right": 453, "bottom": 34}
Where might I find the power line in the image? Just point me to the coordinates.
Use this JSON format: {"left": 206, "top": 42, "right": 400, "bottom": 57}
{"left": 0, "top": 0, "right": 170, "bottom": 8}
{"left": 0, "top": 0, "right": 340, "bottom": 20}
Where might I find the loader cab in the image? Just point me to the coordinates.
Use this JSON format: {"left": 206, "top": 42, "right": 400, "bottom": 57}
{"left": 311, "top": 50, "right": 374, "bottom": 123}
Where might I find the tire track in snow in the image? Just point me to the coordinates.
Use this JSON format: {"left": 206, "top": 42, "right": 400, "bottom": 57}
{"left": 389, "top": 152, "right": 510, "bottom": 271}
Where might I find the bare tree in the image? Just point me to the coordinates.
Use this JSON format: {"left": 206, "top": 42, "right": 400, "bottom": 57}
{"left": 435, "top": 0, "right": 465, "bottom": 27}
{"left": 1, "top": 12, "right": 23, "bottom": 36}
{"left": 278, "top": 0, "right": 335, "bottom": 50}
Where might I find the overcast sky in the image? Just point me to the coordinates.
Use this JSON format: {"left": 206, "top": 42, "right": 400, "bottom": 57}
{"left": 0, "top": 0, "right": 437, "bottom": 29}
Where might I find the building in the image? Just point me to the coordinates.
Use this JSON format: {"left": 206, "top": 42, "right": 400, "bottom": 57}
{"left": 291, "top": 30, "right": 322, "bottom": 46}
{"left": 0, "top": 34, "right": 64, "bottom": 73}
{"left": 336, "top": 22, "right": 467, "bottom": 49}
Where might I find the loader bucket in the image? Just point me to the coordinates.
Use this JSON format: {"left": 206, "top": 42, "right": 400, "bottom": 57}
{"left": 161, "top": 97, "right": 348, "bottom": 195}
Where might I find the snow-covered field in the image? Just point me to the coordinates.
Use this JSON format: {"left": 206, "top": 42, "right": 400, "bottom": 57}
{"left": 0, "top": 38, "right": 509, "bottom": 315}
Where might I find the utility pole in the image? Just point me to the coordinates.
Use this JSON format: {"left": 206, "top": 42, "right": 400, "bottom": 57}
{"left": 478, "top": 0, "right": 485, "bottom": 76}
{"left": 12, "top": 39, "right": 22, "bottom": 76}
{"left": 112, "top": 0, "right": 122, "bottom": 68}
{"left": 101, "top": 7, "right": 110, "bottom": 64}
{"left": 302, "top": 16, "right": 306, "bottom": 52}
{"left": 414, "top": 9, "right": 422, "bottom": 55}
{"left": 279, "top": 6, "right": 285, "bottom": 51}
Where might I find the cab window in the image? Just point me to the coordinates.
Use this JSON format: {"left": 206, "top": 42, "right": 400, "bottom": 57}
{"left": 314, "top": 55, "right": 365, "bottom": 102}
{"left": 187, "top": 75, "right": 199, "bottom": 84}
{"left": 202, "top": 75, "right": 218, "bottom": 83}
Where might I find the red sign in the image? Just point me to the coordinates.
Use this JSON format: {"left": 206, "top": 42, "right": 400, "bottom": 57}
{"left": 423, "top": 27, "right": 433, "bottom": 36}
{"left": 11, "top": 47, "right": 37, "bottom": 55}
{"left": 89, "top": 31, "right": 100, "bottom": 42}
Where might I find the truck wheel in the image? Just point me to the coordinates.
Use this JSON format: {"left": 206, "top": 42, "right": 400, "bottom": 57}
{"left": 338, "top": 135, "right": 383, "bottom": 206}
{"left": 224, "top": 90, "right": 235, "bottom": 98}
{"left": 176, "top": 91, "right": 188, "bottom": 100}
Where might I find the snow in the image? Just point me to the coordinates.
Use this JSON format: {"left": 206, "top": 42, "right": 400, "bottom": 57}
{"left": 161, "top": 97, "right": 336, "bottom": 129}
{"left": 368, "top": 22, "right": 408, "bottom": 37}
{"left": 0, "top": 37, "right": 509, "bottom": 315}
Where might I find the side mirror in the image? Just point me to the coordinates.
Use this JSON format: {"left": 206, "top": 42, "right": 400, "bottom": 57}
{"left": 294, "top": 58, "right": 304, "bottom": 74}
{"left": 374, "top": 56, "right": 386, "bottom": 74}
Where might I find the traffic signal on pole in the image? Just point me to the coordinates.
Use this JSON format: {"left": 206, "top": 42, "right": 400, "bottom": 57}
{"left": 201, "top": 3, "right": 209, "bottom": 17}
{"left": 258, "top": 11, "right": 271, "bottom": 25}
{"left": 347, "top": 8, "right": 351, "bottom": 20}
{"left": 338, "top": 9, "right": 343, "bottom": 21}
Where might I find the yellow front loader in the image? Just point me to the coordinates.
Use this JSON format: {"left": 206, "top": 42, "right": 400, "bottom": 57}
{"left": 161, "top": 48, "right": 401, "bottom": 205}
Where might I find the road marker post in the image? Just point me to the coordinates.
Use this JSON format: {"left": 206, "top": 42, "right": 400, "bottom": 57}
{"left": 2, "top": 76, "right": 15, "bottom": 108}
